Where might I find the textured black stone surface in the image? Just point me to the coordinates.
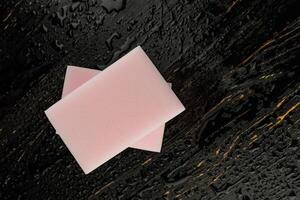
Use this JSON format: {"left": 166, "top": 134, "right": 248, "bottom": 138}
{"left": 0, "top": 0, "right": 299, "bottom": 199}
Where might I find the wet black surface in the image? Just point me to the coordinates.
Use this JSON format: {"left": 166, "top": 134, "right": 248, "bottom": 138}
{"left": 0, "top": 0, "right": 299, "bottom": 199}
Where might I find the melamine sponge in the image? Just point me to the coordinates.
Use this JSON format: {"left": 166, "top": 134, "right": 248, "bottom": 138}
{"left": 45, "top": 46, "right": 185, "bottom": 174}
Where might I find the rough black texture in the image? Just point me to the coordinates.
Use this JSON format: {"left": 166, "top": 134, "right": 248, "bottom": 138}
{"left": 0, "top": 0, "right": 299, "bottom": 199}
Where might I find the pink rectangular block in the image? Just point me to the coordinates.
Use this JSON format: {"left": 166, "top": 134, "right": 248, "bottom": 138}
{"left": 45, "top": 46, "right": 185, "bottom": 174}
{"left": 61, "top": 65, "right": 170, "bottom": 152}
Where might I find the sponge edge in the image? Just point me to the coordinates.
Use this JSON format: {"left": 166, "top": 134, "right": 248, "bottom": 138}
{"left": 61, "top": 66, "right": 100, "bottom": 98}
{"left": 60, "top": 65, "right": 171, "bottom": 152}
{"left": 45, "top": 46, "right": 185, "bottom": 174}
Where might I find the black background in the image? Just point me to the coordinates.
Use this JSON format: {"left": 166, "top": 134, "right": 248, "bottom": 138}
{"left": 0, "top": 0, "right": 299, "bottom": 199}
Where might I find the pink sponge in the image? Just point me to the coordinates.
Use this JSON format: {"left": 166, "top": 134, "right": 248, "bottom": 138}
{"left": 45, "top": 46, "right": 185, "bottom": 174}
{"left": 61, "top": 65, "right": 171, "bottom": 152}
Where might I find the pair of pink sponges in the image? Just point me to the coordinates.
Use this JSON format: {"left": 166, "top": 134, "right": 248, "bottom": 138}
{"left": 45, "top": 46, "right": 185, "bottom": 174}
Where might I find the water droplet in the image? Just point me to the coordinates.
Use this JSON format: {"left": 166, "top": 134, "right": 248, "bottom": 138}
{"left": 70, "top": 21, "right": 80, "bottom": 29}
{"left": 53, "top": 40, "right": 64, "bottom": 51}
{"left": 105, "top": 32, "right": 121, "bottom": 50}
{"left": 56, "top": 5, "right": 68, "bottom": 27}
{"left": 95, "top": 15, "right": 105, "bottom": 27}
{"left": 70, "top": 2, "right": 80, "bottom": 12}
{"left": 101, "top": 0, "right": 126, "bottom": 13}
{"left": 67, "top": 29, "right": 73, "bottom": 38}
{"left": 41, "top": 24, "right": 48, "bottom": 33}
